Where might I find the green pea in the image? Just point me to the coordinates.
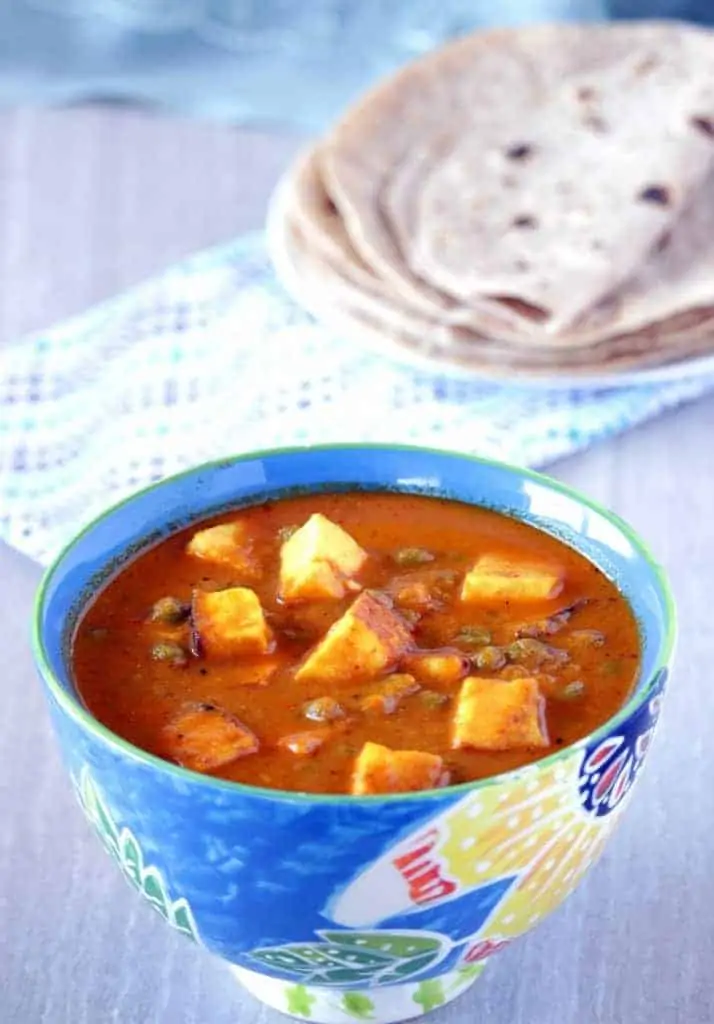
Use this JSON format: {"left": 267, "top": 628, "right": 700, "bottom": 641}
{"left": 419, "top": 690, "right": 451, "bottom": 709}
{"left": 561, "top": 680, "right": 586, "bottom": 700}
{"left": 602, "top": 659, "right": 623, "bottom": 677}
{"left": 508, "top": 638, "right": 569, "bottom": 666}
{"left": 455, "top": 625, "right": 492, "bottom": 647}
{"left": 392, "top": 547, "right": 435, "bottom": 566}
{"left": 149, "top": 596, "right": 190, "bottom": 625}
{"left": 474, "top": 645, "right": 507, "bottom": 671}
{"left": 150, "top": 641, "right": 188, "bottom": 667}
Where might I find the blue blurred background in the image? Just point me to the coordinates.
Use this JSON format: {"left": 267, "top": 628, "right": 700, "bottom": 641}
{"left": 0, "top": 1, "right": 711, "bottom": 131}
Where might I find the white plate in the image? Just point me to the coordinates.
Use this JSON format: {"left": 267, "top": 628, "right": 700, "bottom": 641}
{"left": 266, "top": 179, "right": 714, "bottom": 392}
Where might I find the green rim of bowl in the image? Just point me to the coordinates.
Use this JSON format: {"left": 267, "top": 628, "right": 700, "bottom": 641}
{"left": 31, "top": 443, "right": 677, "bottom": 805}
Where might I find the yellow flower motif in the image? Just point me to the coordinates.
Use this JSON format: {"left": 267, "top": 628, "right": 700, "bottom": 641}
{"left": 438, "top": 753, "right": 620, "bottom": 939}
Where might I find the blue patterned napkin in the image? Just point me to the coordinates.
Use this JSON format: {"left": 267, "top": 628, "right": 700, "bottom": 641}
{"left": 1, "top": 233, "right": 712, "bottom": 566}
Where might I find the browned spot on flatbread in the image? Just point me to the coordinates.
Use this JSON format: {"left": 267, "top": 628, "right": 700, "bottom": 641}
{"left": 583, "top": 114, "right": 608, "bottom": 133}
{"left": 691, "top": 115, "right": 714, "bottom": 138}
{"left": 512, "top": 214, "right": 538, "bottom": 229}
{"left": 635, "top": 54, "right": 659, "bottom": 76}
{"left": 637, "top": 185, "right": 672, "bottom": 206}
{"left": 494, "top": 297, "right": 549, "bottom": 323}
{"left": 504, "top": 143, "right": 534, "bottom": 161}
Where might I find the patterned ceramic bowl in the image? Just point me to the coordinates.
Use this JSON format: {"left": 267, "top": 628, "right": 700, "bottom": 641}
{"left": 32, "top": 445, "right": 675, "bottom": 1024}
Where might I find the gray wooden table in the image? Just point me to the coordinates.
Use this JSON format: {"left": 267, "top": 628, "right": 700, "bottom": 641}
{"left": 2, "top": 107, "right": 713, "bottom": 1024}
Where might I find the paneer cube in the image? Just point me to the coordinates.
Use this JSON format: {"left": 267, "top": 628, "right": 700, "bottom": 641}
{"left": 162, "top": 703, "right": 258, "bottom": 772}
{"left": 192, "top": 587, "right": 271, "bottom": 658}
{"left": 186, "top": 522, "right": 259, "bottom": 578}
{"left": 295, "top": 591, "right": 412, "bottom": 684}
{"left": 453, "top": 676, "right": 549, "bottom": 751}
{"left": 279, "top": 513, "right": 367, "bottom": 602}
{"left": 402, "top": 652, "right": 469, "bottom": 686}
{"left": 351, "top": 741, "right": 448, "bottom": 795}
{"left": 360, "top": 674, "right": 420, "bottom": 714}
{"left": 461, "top": 553, "right": 563, "bottom": 604}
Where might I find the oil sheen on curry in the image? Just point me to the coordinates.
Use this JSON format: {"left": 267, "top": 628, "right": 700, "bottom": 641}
{"left": 73, "top": 493, "right": 640, "bottom": 796}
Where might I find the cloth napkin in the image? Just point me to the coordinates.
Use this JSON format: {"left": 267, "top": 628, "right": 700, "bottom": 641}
{"left": 1, "top": 232, "right": 712, "bottom": 567}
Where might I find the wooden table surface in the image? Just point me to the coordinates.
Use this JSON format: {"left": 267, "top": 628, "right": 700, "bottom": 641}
{"left": 1, "top": 106, "right": 713, "bottom": 1024}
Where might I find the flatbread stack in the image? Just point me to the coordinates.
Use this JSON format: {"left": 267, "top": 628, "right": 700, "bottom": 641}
{"left": 268, "top": 21, "right": 714, "bottom": 380}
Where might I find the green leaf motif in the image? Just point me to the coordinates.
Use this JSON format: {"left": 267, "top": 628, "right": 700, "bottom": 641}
{"left": 285, "top": 984, "right": 315, "bottom": 1018}
{"left": 119, "top": 829, "right": 143, "bottom": 888}
{"left": 312, "top": 967, "right": 376, "bottom": 986}
{"left": 171, "top": 900, "right": 199, "bottom": 941}
{"left": 322, "top": 932, "right": 441, "bottom": 960}
{"left": 79, "top": 768, "right": 120, "bottom": 857}
{"left": 340, "top": 992, "right": 375, "bottom": 1020}
{"left": 253, "top": 949, "right": 318, "bottom": 973}
{"left": 249, "top": 931, "right": 446, "bottom": 987}
{"left": 142, "top": 869, "right": 171, "bottom": 919}
{"left": 80, "top": 767, "right": 100, "bottom": 818}
{"left": 413, "top": 980, "right": 446, "bottom": 1014}
{"left": 378, "top": 952, "right": 437, "bottom": 985}
{"left": 73, "top": 767, "right": 200, "bottom": 945}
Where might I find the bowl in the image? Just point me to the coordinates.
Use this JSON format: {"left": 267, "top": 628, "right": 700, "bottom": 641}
{"left": 32, "top": 445, "right": 675, "bottom": 1024}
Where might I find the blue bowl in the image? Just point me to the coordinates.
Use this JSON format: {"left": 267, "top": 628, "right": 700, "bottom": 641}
{"left": 32, "top": 445, "right": 675, "bottom": 1024}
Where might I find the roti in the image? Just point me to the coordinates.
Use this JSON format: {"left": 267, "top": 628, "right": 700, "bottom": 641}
{"left": 287, "top": 148, "right": 537, "bottom": 342}
{"left": 270, "top": 183, "right": 714, "bottom": 376}
{"left": 270, "top": 21, "right": 714, "bottom": 377}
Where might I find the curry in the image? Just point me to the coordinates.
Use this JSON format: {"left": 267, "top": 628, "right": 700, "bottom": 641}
{"left": 72, "top": 492, "right": 640, "bottom": 795}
